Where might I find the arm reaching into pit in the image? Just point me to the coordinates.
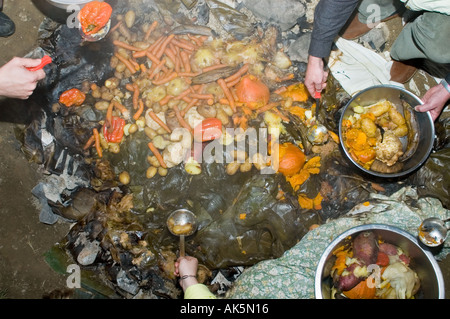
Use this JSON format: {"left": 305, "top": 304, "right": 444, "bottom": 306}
{"left": 0, "top": 57, "right": 46, "bottom": 99}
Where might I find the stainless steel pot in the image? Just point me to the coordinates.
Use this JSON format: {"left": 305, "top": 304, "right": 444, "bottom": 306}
{"left": 315, "top": 224, "right": 445, "bottom": 299}
{"left": 338, "top": 85, "right": 435, "bottom": 178}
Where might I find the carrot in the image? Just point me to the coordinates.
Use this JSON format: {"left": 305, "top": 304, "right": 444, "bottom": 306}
{"left": 187, "top": 34, "right": 203, "bottom": 47}
{"left": 113, "top": 100, "right": 131, "bottom": 119}
{"left": 171, "top": 38, "right": 195, "bottom": 51}
{"left": 132, "top": 83, "right": 139, "bottom": 110}
{"left": 272, "top": 108, "right": 290, "bottom": 122}
{"left": 189, "top": 93, "right": 215, "bottom": 100}
{"left": 133, "top": 99, "right": 145, "bottom": 120}
{"left": 148, "top": 110, "right": 172, "bottom": 133}
{"left": 109, "top": 20, "right": 123, "bottom": 34}
{"left": 83, "top": 134, "right": 95, "bottom": 150}
{"left": 155, "top": 34, "right": 175, "bottom": 59}
{"left": 174, "top": 87, "right": 194, "bottom": 100}
{"left": 218, "top": 78, "right": 236, "bottom": 112}
{"left": 148, "top": 58, "right": 167, "bottom": 79}
{"left": 202, "top": 64, "right": 228, "bottom": 72}
{"left": 177, "top": 71, "right": 201, "bottom": 77}
{"left": 129, "top": 58, "right": 140, "bottom": 71}
{"left": 226, "top": 76, "right": 241, "bottom": 88}
{"left": 106, "top": 101, "right": 114, "bottom": 127}
{"left": 113, "top": 40, "right": 142, "bottom": 52}
{"left": 181, "top": 98, "right": 199, "bottom": 117}
{"left": 224, "top": 64, "right": 249, "bottom": 83}
{"left": 164, "top": 47, "right": 177, "bottom": 66}
{"left": 132, "top": 50, "right": 147, "bottom": 59}
{"left": 152, "top": 71, "right": 178, "bottom": 85}
{"left": 255, "top": 102, "right": 279, "bottom": 114}
{"left": 93, "top": 128, "right": 102, "bottom": 158}
{"left": 151, "top": 35, "right": 167, "bottom": 56}
{"left": 173, "top": 104, "right": 193, "bottom": 133}
{"left": 276, "top": 73, "right": 295, "bottom": 82}
{"left": 274, "top": 86, "right": 287, "bottom": 95}
{"left": 144, "top": 20, "right": 158, "bottom": 41}
{"left": 158, "top": 94, "right": 173, "bottom": 106}
{"left": 148, "top": 142, "right": 167, "bottom": 168}
{"left": 125, "top": 83, "right": 135, "bottom": 92}
{"left": 114, "top": 52, "right": 136, "bottom": 74}
{"left": 180, "top": 50, "right": 191, "bottom": 73}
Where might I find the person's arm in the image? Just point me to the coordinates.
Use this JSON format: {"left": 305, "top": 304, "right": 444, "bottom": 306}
{"left": 305, "top": 0, "right": 360, "bottom": 96}
{"left": 174, "top": 256, "right": 216, "bottom": 299}
{"left": 0, "top": 57, "right": 46, "bottom": 99}
{"left": 415, "top": 74, "right": 450, "bottom": 121}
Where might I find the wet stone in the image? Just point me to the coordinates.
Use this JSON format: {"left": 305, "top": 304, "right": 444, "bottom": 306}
{"left": 241, "top": 0, "right": 306, "bottom": 31}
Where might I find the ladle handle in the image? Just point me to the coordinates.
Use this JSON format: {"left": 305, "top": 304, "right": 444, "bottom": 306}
{"left": 179, "top": 235, "right": 186, "bottom": 257}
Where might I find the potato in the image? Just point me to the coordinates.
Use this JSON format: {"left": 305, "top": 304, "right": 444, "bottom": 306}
{"left": 240, "top": 161, "right": 252, "bottom": 173}
{"left": 388, "top": 107, "right": 406, "bottom": 126}
{"left": 369, "top": 100, "right": 391, "bottom": 117}
{"left": 95, "top": 100, "right": 110, "bottom": 111}
{"left": 119, "top": 171, "right": 130, "bottom": 185}
{"left": 226, "top": 162, "right": 240, "bottom": 175}
{"left": 353, "top": 231, "right": 378, "bottom": 265}
{"left": 166, "top": 77, "right": 189, "bottom": 96}
{"left": 197, "top": 104, "right": 217, "bottom": 118}
{"left": 360, "top": 117, "right": 378, "bottom": 138}
{"left": 124, "top": 10, "right": 136, "bottom": 28}
{"left": 336, "top": 263, "right": 363, "bottom": 292}
{"left": 393, "top": 124, "right": 408, "bottom": 137}
{"left": 104, "top": 77, "right": 120, "bottom": 90}
{"left": 146, "top": 166, "right": 158, "bottom": 179}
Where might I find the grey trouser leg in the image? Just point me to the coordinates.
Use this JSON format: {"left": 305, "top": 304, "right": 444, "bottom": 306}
{"left": 390, "top": 11, "right": 450, "bottom": 65}
{"left": 357, "top": 0, "right": 404, "bottom": 23}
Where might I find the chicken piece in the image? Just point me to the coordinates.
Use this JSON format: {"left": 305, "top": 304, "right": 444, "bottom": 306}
{"left": 375, "top": 130, "right": 403, "bottom": 166}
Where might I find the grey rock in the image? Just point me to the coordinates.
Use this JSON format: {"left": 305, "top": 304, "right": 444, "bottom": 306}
{"left": 288, "top": 32, "right": 311, "bottom": 63}
{"left": 242, "top": 0, "right": 306, "bottom": 31}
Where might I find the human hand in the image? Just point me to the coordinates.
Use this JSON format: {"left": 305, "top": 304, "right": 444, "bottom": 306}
{"left": 305, "top": 55, "right": 328, "bottom": 97}
{"left": 415, "top": 82, "right": 450, "bottom": 121}
{"left": 174, "top": 256, "right": 199, "bottom": 291}
{"left": 0, "top": 57, "right": 46, "bottom": 99}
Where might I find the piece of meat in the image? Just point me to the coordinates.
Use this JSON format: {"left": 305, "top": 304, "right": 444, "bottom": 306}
{"left": 375, "top": 130, "right": 403, "bottom": 166}
{"left": 353, "top": 231, "right": 379, "bottom": 265}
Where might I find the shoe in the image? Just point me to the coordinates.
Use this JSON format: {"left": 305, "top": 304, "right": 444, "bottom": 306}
{"left": 0, "top": 11, "right": 15, "bottom": 38}
{"left": 390, "top": 60, "right": 417, "bottom": 83}
{"left": 341, "top": 12, "right": 399, "bottom": 40}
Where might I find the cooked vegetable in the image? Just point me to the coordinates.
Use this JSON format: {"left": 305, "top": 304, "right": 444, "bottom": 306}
{"left": 352, "top": 231, "right": 378, "bottom": 265}
{"left": 78, "top": 1, "right": 112, "bottom": 35}
{"left": 235, "top": 74, "right": 270, "bottom": 109}
{"left": 277, "top": 142, "right": 306, "bottom": 176}
{"left": 103, "top": 116, "right": 126, "bottom": 143}
{"left": 193, "top": 118, "right": 222, "bottom": 142}
{"left": 59, "top": 88, "right": 86, "bottom": 107}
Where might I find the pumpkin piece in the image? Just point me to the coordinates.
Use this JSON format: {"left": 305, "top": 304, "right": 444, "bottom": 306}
{"left": 280, "top": 82, "right": 309, "bottom": 102}
{"left": 235, "top": 74, "right": 270, "bottom": 109}
{"left": 342, "top": 279, "right": 376, "bottom": 299}
{"left": 277, "top": 142, "right": 306, "bottom": 176}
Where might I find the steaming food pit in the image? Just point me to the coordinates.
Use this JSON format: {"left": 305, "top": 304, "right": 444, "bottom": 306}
{"left": 14, "top": 0, "right": 449, "bottom": 299}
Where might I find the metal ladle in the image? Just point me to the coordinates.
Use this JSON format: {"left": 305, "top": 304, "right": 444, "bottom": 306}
{"left": 166, "top": 209, "right": 198, "bottom": 257}
{"left": 307, "top": 91, "right": 329, "bottom": 145}
{"left": 418, "top": 217, "right": 450, "bottom": 247}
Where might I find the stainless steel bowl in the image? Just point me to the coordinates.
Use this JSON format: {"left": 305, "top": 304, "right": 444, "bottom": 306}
{"left": 315, "top": 224, "right": 445, "bottom": 299}
{"left": 45, "top": 0, "right": 98, "bottom": 10}
{"left": 339, "top": 85, "right": 435, "bottom": 178}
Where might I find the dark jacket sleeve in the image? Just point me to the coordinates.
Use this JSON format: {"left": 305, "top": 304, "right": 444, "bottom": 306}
{"left": 308, "top": 0, "right": 361, "bottom": 58}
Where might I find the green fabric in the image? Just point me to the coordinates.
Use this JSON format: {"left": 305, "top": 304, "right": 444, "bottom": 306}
{"left": 185, "top": 284, "right": 217, "bottom": 299}
{"left": 226, "top": 186, "right": 449, "bottom": 299}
